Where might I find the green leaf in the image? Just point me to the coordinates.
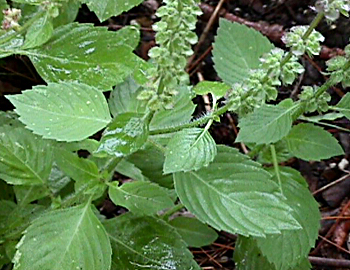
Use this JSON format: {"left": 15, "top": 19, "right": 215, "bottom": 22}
{"left": 20, "top": 23, "right": 140, "bottom": 89}
{"left": 81, "top": 0, "right": 144, "bottom": 22}
{"left": 169, "top": 217, "right": 218, "bottom": 248}
{"left": 115, "top": 159, "right": 149, "bottom": 181}
{"left": 150, "top": 86, "right": 195, "bottom": 130}
{"left": 13, "top": 203, "right": 112, "bottom": 270}
{"left": 0, "top": 200, "right": 45, "bottom": 239}
{"left": 336, "top": 92, "right": 350, "bottom": 120}
{"left": 108, "top": 76, "right": 147, "bottom": 117}
{"left": 59, "top": 139, "right": 99, "bottom": 153}
{"left": 108, "top": 181, "right": 174, "bottom": 215}
{"left": 234, "top": 236, "right": 274, "bottom": 270}
{"left": 285, "top": 123, "right": 344, "bottom": 161}
{"left": 95, "top": 112, "right": 149, "bottom": 157}
{"left": 52, "top": 1, "right": 80, "bottom": 28}
{"left": 54, "top": 148, "right": 106, "bottom": 198}
{"left": 164, "top": 128, "right": 217, "bottom": 174}
{"left": 103, "top": 213, "right": 200, "bottom": 270}
{"left": 22, "top": 12, "right": 53, "bottom": 49}
{"left": 174, "top": 145, "right": 301, "bottom": 237}
{"left": 212, "top": 18, "right": 274, "bottom": 86}
{"left": 0, "top": 31, "right": 24, "bottom": 59}
{"left": 193, "top": 81, "right": 231, "bottom": 99}
{"left": 234, "top": 236, "right": 312, "bottom": 270}
{"left": 237, "top": 104, "right": 297, "bottom": 145}
{"left": 126, "top": 142, "right": 173, "bottom": 188}
{"left": 14, "top": 185, "right": 49, "bottom": 205}
{"left": 256, "top": 166, "right": 320, "bottom": 269}
{"left": 54, "top": 148, "right": 100, "bottom": 182}
{"left": 0, "top": 125, "right": 53, "bottom": 185}
{"left": 7, "top": 82, "right": 111, "bottom": 142}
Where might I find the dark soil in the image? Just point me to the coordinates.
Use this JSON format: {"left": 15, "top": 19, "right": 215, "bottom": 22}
{"left": 2, "top": 0, "right": 350, "bottom": 269}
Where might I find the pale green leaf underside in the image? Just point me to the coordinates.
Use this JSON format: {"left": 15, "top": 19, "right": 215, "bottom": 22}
{"left": 285, "top": 123, "right": 344, "bottom": 161}
{"left": 0, "top": 125, "right": 53, "bottom": 185}
{"left": 19, "top": 23, "right": 140, "bottom": 89}
{"left": 108, "top": 181, "right": 173, "bottom": 215}
{"left": 212, "top": 18, "right": 274, "bottom": 86}
{"left": 257, "top": 167, "right": 320, "bottom": 269}
{"left": 13, "top": 204, "right": 112, "bottom": 270}
{"left": 169, "top": 217, "right": 218, "bottom": 248}
{"left": 164, "top": 128, "right": 217, "bottom": 174}
{"left": 174, "top": 145, "right": 301, "bottom": 237}
{"left": 7, "top": 82, "right": 111, "bottom": 142}
{"left": 336, "top": 92, "right": 350, "bottom": 120}
{"left": 104, "top": 213, "right": 200, "bottom": 270}
{"left": 237, "top": 104, "right": 296, "bottom": 145}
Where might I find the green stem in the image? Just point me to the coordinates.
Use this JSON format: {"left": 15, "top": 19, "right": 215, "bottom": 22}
{"left": 162, "top": 203, "right": 184, "bottom": 220}
{"left": 0, "top": 10, "right": 45, "bottom": 46}
{"left": 270, "top": 144, "right": 283, "bottom": 196}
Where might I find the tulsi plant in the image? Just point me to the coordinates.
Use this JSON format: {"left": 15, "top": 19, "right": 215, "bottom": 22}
{"left": 0, "top": 0, "right": 349, "bottom": 269}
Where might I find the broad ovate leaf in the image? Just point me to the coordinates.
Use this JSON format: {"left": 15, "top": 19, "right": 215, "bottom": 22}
{"left": 163, "top": 128, "right": 217, "bottom": 174}
{"left": 22, "top": 12, "right": 53, "bottom": 49}
{"left": 174, "top": 145, "right": 301, "bottom": 237}
{"left": 285, "top": 123, "right": 344, "bottom": 161}
{"left": 0, "top": 125, "right": 53, "bottom": 185}
{"left": 81, "top": 0, "right": 144, "bottom": 22}
{"left": 212, "top": 18, "right": 274, "bottom": 85}
{"left": 108, "top": 76, "right": 147, "bottom": 117}
{"left": 108, "top": 181, "right": 174, "bottom": 215}
{"left": 256, "top": 167, "right": 320, "bottom": 269}
{"left": 236, "top": 104, "right": 298, "bottom": 145}
{"left": 336, "top": 92, "right": 350, "bottom": 120}
{"left": 193, "top": 81, "right": 231, "bottom": 99}
{"left": 13, "top": 203, "right": 112, "bottom": 270}
{"left": 95, "top": 113, "right": 149, "bottom": 157}
{"left": 169, "top": 217, "right": 218, "bottom": 248}
{"left": 7, "top": 82, "right": 111, "bottom": 142}
{"left": 103, "top": 213, "right": 200, "bottom": 270}
{"left": 21, "top": 23, "right": 141, "bottom": 89}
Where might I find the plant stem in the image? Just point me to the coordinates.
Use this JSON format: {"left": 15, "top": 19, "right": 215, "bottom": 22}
{"left": 270, "top": 144, "right": 284, "bottom": 196}
{"left": 162, "top": 203, "right": 184, "bottom": 220}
